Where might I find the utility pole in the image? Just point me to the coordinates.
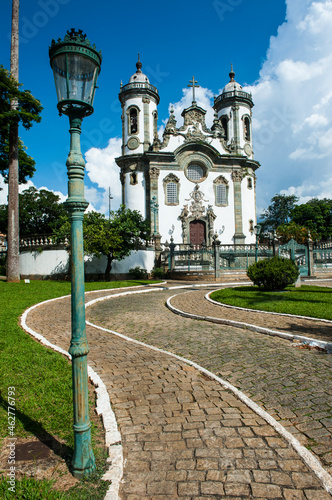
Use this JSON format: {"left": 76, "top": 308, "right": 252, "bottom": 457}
{"left": 109, "top": 187, "right": 113, "bottom": 220}
{"left": 7, "top": 0, "right": 20, "bottom": 282}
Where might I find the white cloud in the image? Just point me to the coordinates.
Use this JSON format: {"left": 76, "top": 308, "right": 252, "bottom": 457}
{"left": 247, "top": 0, "right": 332, "bottom": 210}
{"left": 0, "top": 175, "right": 67, "bottom": 205}
{"left": 85, "top": 137, "right": 122, "bottom": 213}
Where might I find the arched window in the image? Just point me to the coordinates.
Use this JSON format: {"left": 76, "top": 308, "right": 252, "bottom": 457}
{"left": 130, "top": 172, "right": 138, "bottom": 185}
{"left": 163, "top": 174, "right": 180, "bottom": 205}
{"left": 221, "top": 117, "right": 229, "bottom": 141}
{"left": 243, "top": 116, "right": 251, "bottom": 141}
{"left": 129, "top": 108, "right": 138, "bottom": 134}
{"left": 247, "top": 177, "right": 253, "bottom": 189}
{"left": 153, "top": 110, "right": 158, "bottom": 136}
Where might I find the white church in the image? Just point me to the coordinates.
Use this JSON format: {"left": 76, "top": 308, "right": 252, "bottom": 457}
{"left": 115, "top": 57, "right": 260, "bottom": 248}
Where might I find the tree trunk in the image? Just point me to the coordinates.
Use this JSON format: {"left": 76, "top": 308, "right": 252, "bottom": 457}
{"left": 105, "top": 254, "right": 113, "bottom": 281}
{"left": 7, "top": 0, "right": 20, "bottom": 282}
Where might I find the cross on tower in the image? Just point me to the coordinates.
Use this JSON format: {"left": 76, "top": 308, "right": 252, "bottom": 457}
{"left": 188, "top": 76, "right": 200, "bottom": 104}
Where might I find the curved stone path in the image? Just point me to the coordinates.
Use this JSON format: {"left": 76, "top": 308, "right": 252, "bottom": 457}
{"left": 24, "top": 283, "right": 332, "bottom": 499}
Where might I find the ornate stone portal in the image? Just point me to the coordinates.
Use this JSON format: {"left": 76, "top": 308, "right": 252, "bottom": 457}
{"left": 179, "top": 184, "right": 216, "bottom": 245}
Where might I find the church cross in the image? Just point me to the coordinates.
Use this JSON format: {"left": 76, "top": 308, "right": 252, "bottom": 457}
{"left": 188, "top": 76, "right": 200, "bottom": 104}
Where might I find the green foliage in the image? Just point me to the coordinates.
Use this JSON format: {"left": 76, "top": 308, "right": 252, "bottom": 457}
{"left": 0, "top": 186, "right": 68, "bottom": 236}
{"left": 261, "top": 194, "right": 332, "bottom": 242}
{"left": 151, "top": 267, "right": 166, "bottom": 279}
{"left": 276, "top": 221, "right": 317, "bottom": 244}
{"left": 129, "top": 266, "right": 148, "bottom": 279}
{"left": 260, "top": 194, "right": 298, "bottom": 232}
{"left": 0, "top": 66, "right": 42, "bottom": 183}
{"left": 83, "top": 207, "right": 151, "bottom": 280}
{"left": 247, "top": 256, "right": 299, "bottom": 291}
{"left": 291, "top": 198, "right": 332, "bottom": 240}
{"left": 209, "top": 285, "right": 332, "bottom": 320}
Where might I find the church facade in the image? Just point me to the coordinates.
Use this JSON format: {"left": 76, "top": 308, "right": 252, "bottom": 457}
{"left": 115, "top": 58, "right": 260, "bottom": 247}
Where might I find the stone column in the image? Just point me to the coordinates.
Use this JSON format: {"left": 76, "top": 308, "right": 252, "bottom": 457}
{"left": 232, "top": 104, "right": 241, "bottom": 155}
{"left": 143, "top": 97, "right": 150, "bottom": 152}
{"left": 232, "top": 170, "right": 245, "bottom": 244}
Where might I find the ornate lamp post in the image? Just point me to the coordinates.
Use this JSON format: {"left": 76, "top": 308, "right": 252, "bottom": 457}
{"left": 254, "top": 224, "right": 261, "bottom": 263}
{"left": 49, "top": 29, "right": 102, "bottom": 479}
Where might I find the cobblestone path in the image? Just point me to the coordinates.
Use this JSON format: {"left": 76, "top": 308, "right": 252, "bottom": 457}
{"left": 25, "top": 285, "right": 332, "bottom": 499}
{"left": 87, "top": 286, "right": 332, "bottom": 477}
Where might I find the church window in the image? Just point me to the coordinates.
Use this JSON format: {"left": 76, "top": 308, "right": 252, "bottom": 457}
{"left": 220, "top": 116, "right": 229, "bottom": 140}
{"left": 247, "top": 177, "right": 253, "bottom": 189}
{"left": 243, "top": 116, "right": 251, "bottom": 141}
{"left": 166, "top": 182, "right": 177, "bottom": 204}
{"left": 187, "top": 164, "right": 203, "bottom": 182}
{"left": 153, "top": 110, "right": 158, "bottom": 136}
{"left": 216, "top": 184, "right": 227, "bottom": 205}
{"left": 130, "top": 172, "right": 138, "bottom": 185}
{"left": 214, "top": 175, "right": 229, "bottom": 206}
{"left": 127, "top": 106, "right": 139, "bottom": 135}
{"left": 163, "top": 173, "right": 180, "bottom": 205}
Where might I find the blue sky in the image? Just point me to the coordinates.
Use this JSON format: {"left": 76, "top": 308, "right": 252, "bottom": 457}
{"left": 2, "top": 0, "right": 332, "bottom": 216}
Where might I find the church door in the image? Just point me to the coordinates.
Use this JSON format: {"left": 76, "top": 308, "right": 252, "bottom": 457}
{"left": 190, "top": 220, "right": 206, "bottom": 246}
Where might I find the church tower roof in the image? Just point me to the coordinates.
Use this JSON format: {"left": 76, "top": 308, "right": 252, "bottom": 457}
{"left": 128, "top": 54, "right": 150, "bottom": 84}
{"left": 222, "top": 64, "right": 243, "bottom": 93}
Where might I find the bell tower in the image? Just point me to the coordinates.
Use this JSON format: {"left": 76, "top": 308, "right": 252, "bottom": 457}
{"left": 119, "top": 55, "right": 160, "bottom": 156}
{"left": 214, "top": 66, "right": 254, "bottom": 159}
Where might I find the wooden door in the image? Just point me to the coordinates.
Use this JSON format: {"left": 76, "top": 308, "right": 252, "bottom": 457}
{"left": 190, "top": 220, "right": 206, "bottom": 246}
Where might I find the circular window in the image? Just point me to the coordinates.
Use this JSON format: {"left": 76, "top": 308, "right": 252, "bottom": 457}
{"left": 187, "top": 164, "right": 204, "bottom": 182}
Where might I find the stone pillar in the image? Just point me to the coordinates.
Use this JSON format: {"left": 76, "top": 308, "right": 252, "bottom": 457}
{"left": 143, "top": 97, "right": 150, "bottom": 152}
{"left": 232, "top": 104, "right": 241, "bottom": 155}
{"left": 232, "top": 170, "right": 245, "bottom": 244}
{"left": 148, "top": 167, "right": 160, "bottom": 235}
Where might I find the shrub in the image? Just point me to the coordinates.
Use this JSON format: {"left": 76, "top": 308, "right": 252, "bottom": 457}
{"left": 128, "top": 266, "right": 148, "bottom": 279}
{"left": 151, "top": 267, "right": 165, "bottom": 279}
{"left": 247, "top": 256, "right": 299, "bottom": 291}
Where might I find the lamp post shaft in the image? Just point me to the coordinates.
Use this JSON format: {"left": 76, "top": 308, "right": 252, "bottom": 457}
{"left": 66, "top": 111, "right": 95, "bottom": 478}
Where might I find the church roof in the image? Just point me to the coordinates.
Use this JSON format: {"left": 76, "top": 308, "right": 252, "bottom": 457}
{"left": 128, "top": 54, "right": 150, "bottom": 84}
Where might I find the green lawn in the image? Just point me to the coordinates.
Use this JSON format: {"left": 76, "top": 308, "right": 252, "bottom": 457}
{"left": 210, "top": 285, "right": 332, "bottom": 320}
{"left": 0, "top": 279, "right": 156, "bottom": 498}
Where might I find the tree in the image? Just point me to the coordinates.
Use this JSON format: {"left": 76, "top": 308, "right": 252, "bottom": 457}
{"left": 0, "top": 187, "right": 68, "bottom": 236}
{"left": 83, "top": 207, "right": 150, "bottom": 280}
{"left": 276, "top": 221, "right": 317, "bottom": 244}
{"left": 291, "top": 198, "right": 332, "bottom": 241}
{"left": 260, "top": 194, "right": 298, "bottom": 232}
{"left": 0, "top": 65, "right": 42, "bottom": 183}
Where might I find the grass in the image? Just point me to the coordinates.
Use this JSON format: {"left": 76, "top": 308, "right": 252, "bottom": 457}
{"left": 210, "top": 285, "right": 332, "bottom": 320}
{"left": 0, "top": 278, "right": 157, "bottom": 498}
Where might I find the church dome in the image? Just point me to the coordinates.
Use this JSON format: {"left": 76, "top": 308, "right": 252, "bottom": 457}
{"left": 222, "top": 65, "right": 242, "bottom": 93}
{"left": 129, "top": 54, "right": 150, "bottom": 84}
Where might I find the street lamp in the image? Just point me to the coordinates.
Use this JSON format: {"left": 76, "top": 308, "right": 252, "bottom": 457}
{"left": 254, "top": 224, "right": 261, "bottom": 262}
{"left": 49, "top": 29, "right": 102, "bottom": 479}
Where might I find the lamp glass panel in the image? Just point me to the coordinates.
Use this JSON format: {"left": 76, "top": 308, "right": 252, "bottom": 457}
{"left": 52, "top": 52, "right": 98, "bottom": 105}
